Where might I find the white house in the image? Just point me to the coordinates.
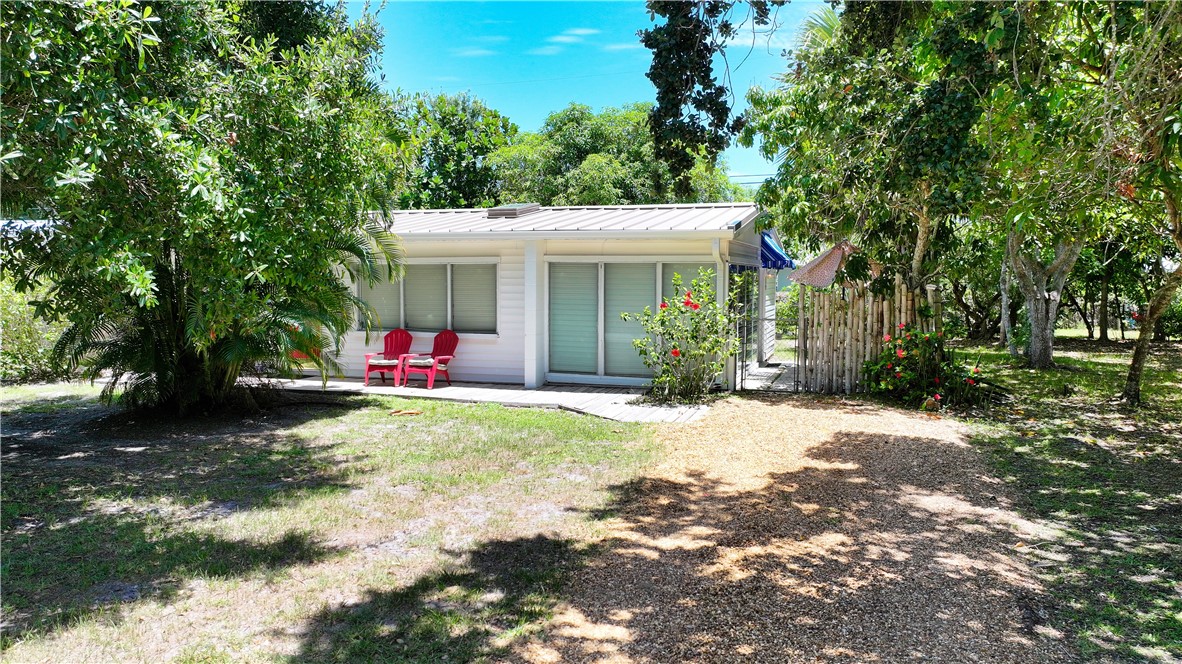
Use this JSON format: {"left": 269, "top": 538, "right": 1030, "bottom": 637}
{"left": 334, "top": 202, "right": 789, "bottom": 388}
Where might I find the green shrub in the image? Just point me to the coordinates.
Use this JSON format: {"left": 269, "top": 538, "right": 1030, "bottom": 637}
{"left": 0, "top": 278, "right": 70, "bottom": 384}
{"left": 863, "top": 323, "right": 986, "bottom": 408}
{"left": 622, "top": 269, "right": 737, "bottom": 403}
{"left": 775, "top": 289, "right": 798, "bottom": 338}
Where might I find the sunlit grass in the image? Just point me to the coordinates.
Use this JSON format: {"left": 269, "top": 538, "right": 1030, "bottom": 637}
{"left": 0, "top": 381, "right": 103, "bottom": 413}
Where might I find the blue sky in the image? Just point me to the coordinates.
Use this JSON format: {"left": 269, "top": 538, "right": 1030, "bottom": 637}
{"left": 345, "top": 1, "right": 824, "bottom": 182}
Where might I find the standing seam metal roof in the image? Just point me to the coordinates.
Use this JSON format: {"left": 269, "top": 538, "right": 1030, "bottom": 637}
{"left": 377, "top": 203, "right": 761, "bottom": 235}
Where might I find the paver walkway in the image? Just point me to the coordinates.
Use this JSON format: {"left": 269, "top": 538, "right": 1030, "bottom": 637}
{"left": 276, "top": 377, "right": 709, "bottom": 424}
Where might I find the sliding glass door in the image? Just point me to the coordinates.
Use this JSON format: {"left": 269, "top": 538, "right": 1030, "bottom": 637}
{"left": 604, "top": 264, "right": 655, "bottom": 377}
{"left": 551, "top": 261, "right": 712, "bottom": 380}
{"left": 548, "top": 263, "right": 599, "bottom": 374}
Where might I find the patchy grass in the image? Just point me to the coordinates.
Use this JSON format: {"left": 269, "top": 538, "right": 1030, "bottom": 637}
{"left": 0, "top": 381, "right": 103, "bottom": 413}
{"left": 0, "top": 386, "right": 654, "bottom": 663}
{"left": 959, "top": 338, "right": 1182, "bottom": 662}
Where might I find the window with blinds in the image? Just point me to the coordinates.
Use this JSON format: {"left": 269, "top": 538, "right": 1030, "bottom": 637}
{"left": 357, "top": 276, "right": 401, "bottom": 331}
{"left": 604, "top": 264, "right": 655, "bottom": 377}
{"left": 662, "top": 263, "right": 714, "bottom": 302}
{"left": 549, "top": 263, "right": 599, "bottom": 374}
{"left": 404, "top": 264, "right": 448, "bottom": 331}
{"left": 452, "top": 264, "right": 497, "bottom": 333}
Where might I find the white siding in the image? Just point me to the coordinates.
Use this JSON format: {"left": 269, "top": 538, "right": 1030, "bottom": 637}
{"left": 728, "top": 217, "right": 762, "bottom": 267}
{"left": 545, "top": 238, "right": 717, "bottom": 259}
{"left": 334, "top": 240, "right": 526, "bottom": 384}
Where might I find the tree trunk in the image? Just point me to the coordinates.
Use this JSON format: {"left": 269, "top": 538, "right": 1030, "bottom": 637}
{"left": 907, "top": 183, "right": 934, "bottom": 290}
{"left": 1098, "top": 271, "right": 1111, "bottom": 341}
{"left": 999, "top": 258, "right": 1017, "bottom": 355}
{"left": 1122, "top": 265, "right": 1182, "bottom": 404}
{"left": 1123, "top": 196, "right": 1182, "bottom": 405}
{"left": 1007, "top": 230, "right": 1084, "bottom": 369}
{"left": 1025, "top": 289, "right": 1058, "bottom": 369}
{"left": 1065, "top": 288, "right": 1092, "bottom": 339}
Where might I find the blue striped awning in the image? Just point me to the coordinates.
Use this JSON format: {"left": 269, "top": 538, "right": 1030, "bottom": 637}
{"left": 760, "top": 231, "right": 794, "bottom": 270}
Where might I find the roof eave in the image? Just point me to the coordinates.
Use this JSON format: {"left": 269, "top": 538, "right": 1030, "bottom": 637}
{"left": 392, "top": 229, "right": 742, "bottom": 241}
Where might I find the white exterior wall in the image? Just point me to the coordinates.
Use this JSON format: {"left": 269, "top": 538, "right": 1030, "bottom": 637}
{"left": 334, "top": 239, "right": 526, "bottom": 384}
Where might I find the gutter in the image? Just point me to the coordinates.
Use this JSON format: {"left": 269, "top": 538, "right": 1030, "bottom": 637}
{"left": 392, "top": 229, "right": 741, "bottom": 241}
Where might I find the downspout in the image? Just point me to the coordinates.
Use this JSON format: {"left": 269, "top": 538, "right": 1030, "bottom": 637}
{"left": 714, "top": 238, "right": 735, "bottom": 391}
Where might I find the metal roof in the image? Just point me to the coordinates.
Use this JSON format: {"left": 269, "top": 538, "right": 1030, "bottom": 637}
{"left": 378, "top": 203, "right": 761, "bottom": 238}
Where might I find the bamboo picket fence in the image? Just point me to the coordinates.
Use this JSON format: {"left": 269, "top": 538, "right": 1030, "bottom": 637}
{"left": 795, "top": 274, "right": 942, "bottom": 394}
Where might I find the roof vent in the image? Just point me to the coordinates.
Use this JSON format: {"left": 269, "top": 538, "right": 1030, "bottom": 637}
{"left": 488, "top": 202, "right": 541, "bottom": 218}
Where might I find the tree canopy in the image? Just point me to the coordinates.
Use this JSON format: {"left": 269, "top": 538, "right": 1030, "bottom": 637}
{"left": 489, "top": 102, "right": 744, "bottom": 206}
{"left": 397, "top": 92, "right": 517, "bottom": 209}
{"left": 1, "top": 0, "right": 403, "bottom": 411}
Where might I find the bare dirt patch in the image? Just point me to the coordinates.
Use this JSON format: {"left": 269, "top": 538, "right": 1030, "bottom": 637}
{"left": 515, "top": 394, "right": 1079, "bottom": 663}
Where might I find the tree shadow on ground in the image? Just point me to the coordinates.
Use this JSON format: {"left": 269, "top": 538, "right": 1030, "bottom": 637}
{"left": 511, "top": 432, "right": 1078, "bottom": 663}
{"left": 955, "top": 340, "right": 1181, "bottom": 658}
{"left": 287, "top": 535, "right": 583, "bottom": 663}
{"left": 0, "top": 394, "right": 366, "bottom": 640}
{"left": 975, "top": 421, "right": 1182, "bottom": 660}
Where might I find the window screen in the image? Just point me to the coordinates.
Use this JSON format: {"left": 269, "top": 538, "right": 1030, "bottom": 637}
{"left": 549, "top": 263, "right": 599, "bottom": 374}
{"left": 604, "top": 264, "right": 655, "bottom": 377}
{"left": 404, "top": 264, "right": 448, "bottom": 331}
{"left": 451, "top": 264, "right": 497, "bottom": 333}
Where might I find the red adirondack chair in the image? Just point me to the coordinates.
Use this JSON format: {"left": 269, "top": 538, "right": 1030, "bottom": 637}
{"left": 364, "top": 329, "right": 413, "bottom": 386}
{"left": 400, "top": 329, "right": 458, "bottom": 389}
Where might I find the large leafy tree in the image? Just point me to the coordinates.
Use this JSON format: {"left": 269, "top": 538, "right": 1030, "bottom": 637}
{"left": 742, "top": 3, "right": 1017, "bottom": 291}
{"left": 1, "top": 1, "right": 404, "bottom": 412}
{"left": 1064, "top": 2, "right": 1182, "bottom": 403}
{"left": 397, "top": 92, "right": 516, "bottom": 209}
{"left": 640, "top": 0, "right": 786, "bottom": 194}
{"left": 489, "top": 102, "right": 743, "bottom": 206}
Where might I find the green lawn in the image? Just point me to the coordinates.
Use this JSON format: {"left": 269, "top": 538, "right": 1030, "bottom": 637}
{"left": 959, "top": 337, "right": 1181, "bottom": 661}
{"left": 0, "top": 387, "right": 654, "bottom": 663}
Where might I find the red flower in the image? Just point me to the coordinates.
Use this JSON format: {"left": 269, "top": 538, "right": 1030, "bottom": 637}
{"left": 660, "top": 302, "right": 668, "bottom": 309}
{"left": 898, "top": 322, "right": 905, "bottom": 329}
{"left": 895, "top": 372, "right": 902, "bottom": 378}
{"left": 886, "top": 363, "right": 892, "bottom": 369}
{"left": 671, "top": 348, "right": 681, "bottom": 358}
{"left": 683, "top": 298, "right": 693, "bottom": 307}
{"left": 691, "top": 303, "right": 700, "bottom": 310}
{"left": 906, "top": 334, "right": 912, "bottom": 340}
{"left": 883, "top": 334, "right": 892, "bottom": 342}
{"left": 967, "top": 378, "right": 976, "bottom": 385}
{"left": 934, "top": 394, "right": 941, "bottom": 401}
{"left": 972, "top": 366, "right": 980, "bottom": 374}
{"left": 934, "top": 377, "right": 940, "bottom": 384}
{"left": 685, "top": 291, "right": 693, "bottom": 298}
{"left": 937, "top": 331, "right": 943, "bottom": 337}
{"left": 896, "top": 348, "right": 905, "bottom": 359}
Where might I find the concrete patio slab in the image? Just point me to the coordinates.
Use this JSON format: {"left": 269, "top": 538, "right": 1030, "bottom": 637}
{"left": 276, "top": 377, "right": 709, "bottom": 424}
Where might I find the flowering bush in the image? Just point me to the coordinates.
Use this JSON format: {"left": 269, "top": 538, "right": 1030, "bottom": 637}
{"left": 622, "top": 269, "right": 736, "bottom": 403}
{"left": 863, "top": 323, "right": 986, "bottom": 408}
